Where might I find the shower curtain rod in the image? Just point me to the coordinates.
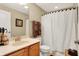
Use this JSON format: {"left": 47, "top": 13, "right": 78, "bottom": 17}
{"left": 42, "top": 7, "right": 77, "bottom": 16}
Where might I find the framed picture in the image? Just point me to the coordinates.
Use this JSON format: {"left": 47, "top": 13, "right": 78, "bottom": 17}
{"left": 16, "top": 18, "right": 23, "bottom": 27}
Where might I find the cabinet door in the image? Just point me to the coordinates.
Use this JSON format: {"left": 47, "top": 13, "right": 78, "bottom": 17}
{"left": 24, "top": 47, "right": 29, "bottom": 56}
{"left": 29, "top": 42, "right": 40, "bottom": 56}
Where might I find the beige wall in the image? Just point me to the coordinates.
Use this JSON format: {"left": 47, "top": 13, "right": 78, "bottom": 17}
{"left": 78, "top": 4, "right": 79, "bottom": 40}
{"left": 27, "top": 3, "right": 45, "bottom": 22}
{"left": 27, "top": 3, "right": 45, "bottom": 37}
{"left": 0, "top": 4, "right": 28, "bottom": 37}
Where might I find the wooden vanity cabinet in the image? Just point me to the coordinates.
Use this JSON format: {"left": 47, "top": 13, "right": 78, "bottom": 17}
{"left": 29, "top": 42, "right": 40, "bottom": 56}
{"left": 8, "top": 47, "right": 29, "bottom": 56}
{"left": 8, "top": 49, "right": 25, "bottom": 56}
{"left": 6, "top": 42, "right": 40, "bottom": 56}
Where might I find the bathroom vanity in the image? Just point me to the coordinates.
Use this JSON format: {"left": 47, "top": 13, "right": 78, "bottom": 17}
{"left": 0, "top": 37, "right": 40, "bottom": 56}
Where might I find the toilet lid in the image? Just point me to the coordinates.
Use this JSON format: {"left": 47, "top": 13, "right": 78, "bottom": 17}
{"left": 41, "top": 45, "right": 50, "bottom": 50}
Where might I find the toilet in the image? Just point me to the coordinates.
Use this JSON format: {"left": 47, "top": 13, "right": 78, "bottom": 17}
{"left": 37, "top": 36, "right": 50, "bottom": 56}
{"left": 40, "top": 45, "right": 50, "bottom": 56}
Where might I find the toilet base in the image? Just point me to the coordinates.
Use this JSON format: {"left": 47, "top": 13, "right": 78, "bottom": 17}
{"left": 40, "top": 51, "right": 65, "bottom": 56}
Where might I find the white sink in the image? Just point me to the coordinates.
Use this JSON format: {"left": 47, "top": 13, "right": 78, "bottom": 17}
{"left": 12, "top": 41, "right": 29, "bottom": 46}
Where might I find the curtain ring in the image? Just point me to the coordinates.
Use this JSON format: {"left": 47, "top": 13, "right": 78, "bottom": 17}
{"left": 58, "top": 10, "right": 59, "bottom": 12}
{"left": 65, "top": 9, "right": 67, "bottom": 11}
{"left": 69, "top": 8, "right": 71, "bottom": 10}
{"left": 73, "top": 8, "right": 76, "bottom": 9}
{"left": 62, "top": 10, "right": 63, "bottom": 11}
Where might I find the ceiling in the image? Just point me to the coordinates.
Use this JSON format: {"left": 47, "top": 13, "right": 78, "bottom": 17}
{"left": 0, "top": 3, "right": 29, "bottom": 15}
{"left": 0, "top": 3, "right": 76, "bottom": 15}
{"left": 36, "top": 3, "right": 76, "bottom": 12}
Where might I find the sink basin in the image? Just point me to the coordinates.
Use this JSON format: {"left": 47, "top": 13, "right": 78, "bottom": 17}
{"left": 12, "top": 41, "right": 29, "bottom": 46}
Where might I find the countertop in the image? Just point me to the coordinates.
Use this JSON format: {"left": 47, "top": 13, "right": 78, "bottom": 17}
{"left": 0, "top": 37, "right": 40, "bottom": 56}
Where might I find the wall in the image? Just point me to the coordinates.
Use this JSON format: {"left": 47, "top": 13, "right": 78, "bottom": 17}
{"left": 78, "top": 4, "right": 79, "bottom": 40}
{"left": 0, "top": 4, "right": 28, "bottom": 37}
{"left": 27, "top": 3, "right": 45, "bottom": 37}
{"left": 27, "top": 3, "right": 45, "bottom": 22}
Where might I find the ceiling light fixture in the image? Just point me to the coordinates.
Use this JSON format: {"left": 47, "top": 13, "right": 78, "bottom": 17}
{"left": 54, "top": 6, "right": 58, "bottom": 9}
{"left": 18, "top": 3, "right": 28, "bottom": 9}
{"left": 18, "top": 3, "right": 27, "bottom": 5}
{"left": 24, "top": 6, "right": 28, "bottom": 9}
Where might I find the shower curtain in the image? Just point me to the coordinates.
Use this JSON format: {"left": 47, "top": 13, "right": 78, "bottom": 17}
{"left": 41, "top": 8, "right": 77, "bottom": 52}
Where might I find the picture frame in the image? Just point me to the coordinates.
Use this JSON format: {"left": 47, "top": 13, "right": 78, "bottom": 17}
{"left": 16, "top": 18, "right": 23, "bottom": 27}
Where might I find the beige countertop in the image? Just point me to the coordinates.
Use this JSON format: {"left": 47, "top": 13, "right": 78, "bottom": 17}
{"left": 0, "top": 37, "right": 40, "bottom": 56}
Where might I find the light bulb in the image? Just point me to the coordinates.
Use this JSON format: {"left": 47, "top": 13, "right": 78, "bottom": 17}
{"left": 24, "top": 6, "right": 28, "bottom": 9}
{"left": 54, "top": 6, "right": 58, "bottom": 9}
{"left": 18, "top": 3, "right": 27, "bottom": 5}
